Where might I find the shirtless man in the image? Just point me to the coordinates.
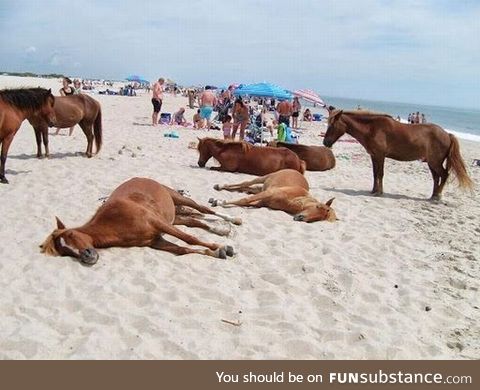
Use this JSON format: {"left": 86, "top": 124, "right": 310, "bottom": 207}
{"left": 151, "top": 78, "right": 165, "bottom": 126}
{"left": 199, "top": 86, "right": 217, "bottom": 129}
{"left": 277, "top": 100, "right": 293, "bottom": 127}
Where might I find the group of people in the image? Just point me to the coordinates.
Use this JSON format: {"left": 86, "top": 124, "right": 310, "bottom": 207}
{"left": 150, "top": 79, "right": 322, "bottom": 142}
{"left": 408, "top": 112, "right": 427, "bottom": 124}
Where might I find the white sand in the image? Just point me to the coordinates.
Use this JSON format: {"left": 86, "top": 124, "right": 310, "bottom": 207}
{"left": 0, "top": 75, "right": 478, "bottom": 359}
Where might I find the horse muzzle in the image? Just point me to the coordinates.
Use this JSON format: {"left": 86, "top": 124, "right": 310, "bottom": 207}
{"left": 293, "top": 214, "right": 305, "bottom": 222}
{"left": 79, "top": 248, "right": 99, "bottom": 265}
{"left": 198, "top": 160, "right": 206, "bottom": 168}
{"left": 323, "top": 139, "right": 333, "bottom": 148}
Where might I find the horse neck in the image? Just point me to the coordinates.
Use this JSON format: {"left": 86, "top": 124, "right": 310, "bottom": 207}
{"left": 75, "top": 220, "right": 118, "bottom": 248}
{"left": 341, "top": 114, "right": 372, "bottom": 140}
{"left": 290, "top": 194, "right": 317, "bottom": 213}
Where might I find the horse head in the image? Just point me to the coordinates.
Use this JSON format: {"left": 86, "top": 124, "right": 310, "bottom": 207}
{"left": 323, "top": 108, "right": 345, "bottom": 148}
{"left": 40, "top": 89, "right": 56, "bottom": 127}
{"left": 293, "top": 198, "right": 337, "bottom": 223}
{"left": 197, "top": 137, "right": 213, "bottom": 167}
{"left": 40, "top": 217, "right": 99, "bottom": 265}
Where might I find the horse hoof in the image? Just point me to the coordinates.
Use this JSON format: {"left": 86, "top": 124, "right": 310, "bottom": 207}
{"left": 210, "top": 199, "right": 218, "bottom": 207}
{"left": 213, "top": 184, "right": 221, "bottom": 190}
{"left": 430, "top": 195, "right": 441, "bottom": 202}
{"left": 225, "top": 245, "right": 234, "bottom": 257}
{"left": 216, "top": 248, "right": 227, "bottom": 259}
{"left": 232, "top": 217, "right": 242, "bottom": 225}
{"left": 0, "top": 176, "right": 9, "bottom": 184}
{"left": 208, "top": 197, "right": 214, "bottom": 204}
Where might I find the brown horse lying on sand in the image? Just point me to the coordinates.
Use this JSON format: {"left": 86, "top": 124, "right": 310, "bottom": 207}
{"left": 41, "top": 178, "right": 241, "bottom": 264}
{"left": 0, "top": 88, "right": 56, "bottom": 183}
{"left": 268, "top": 140, "right": 336, "bottom": 171}
{"left": 323, "top": 107, "right": 473, "bottom": 199}
{"left": 28, "top": 94, "right": 102, "bottom": 158}
{"left": 197, "top": 138, "right": 306, "bottom": 175}
{"left": 209, "top": 169, "right": 337, "bottom": 223}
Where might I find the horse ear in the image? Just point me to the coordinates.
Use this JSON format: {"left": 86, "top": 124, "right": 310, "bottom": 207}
{"left": 197, "top": 137, "right": 202, "bottom": 141}
{"left": 328, "top": 105, "right": 336, "bottom": 113}
{"left": 55, "top": 216, "right": 66, "bottom": 230}
{"left": 48, "top": 88, "right": 52, "bottom": 93}
{"left": 326, "top": 197, "right": 335, "bottom": 207}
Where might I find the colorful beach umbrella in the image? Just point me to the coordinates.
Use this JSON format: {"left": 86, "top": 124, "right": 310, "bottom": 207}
{"left": 293, "top": 89, "right": 325, "bottom": 106}
{"left": 234, "top": 82, "right": 292, "bottom": 100}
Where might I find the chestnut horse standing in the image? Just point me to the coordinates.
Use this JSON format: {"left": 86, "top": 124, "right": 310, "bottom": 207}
{"left": 268, "top": 140, "right": 336, "bottom": 171}
{"left": 0, "top": 88, "right": 56, "bottom": 183}
{"left": 28, "top": 94, "right": 102, "bottom": 158}
{"left": 210, "top": 169, "right": 337, "bottom": 223}
{"left": 197, "top": 138, "right": 306, "bottom": 175}
{"left": 323, "top": 107, "right": 473, "bottom": 199}
{"left": 41, "top": 177, "right": 241, "bottom": 264}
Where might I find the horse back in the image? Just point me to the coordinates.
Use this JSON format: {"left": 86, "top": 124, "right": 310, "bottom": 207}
{"left": 276, "top": 142, "right": 336, "bottom": 171}
{"left": 240, "top": 146, "right": 304, "bottom": 175}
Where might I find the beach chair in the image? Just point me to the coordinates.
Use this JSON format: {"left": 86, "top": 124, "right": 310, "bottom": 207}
{"left": 245, "top": 113, "right": 272, "bottom": 145}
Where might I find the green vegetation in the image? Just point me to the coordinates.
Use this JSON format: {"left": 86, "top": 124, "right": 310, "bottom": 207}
{"left": 0, "top": 71, "right": 65, "bottom": 79}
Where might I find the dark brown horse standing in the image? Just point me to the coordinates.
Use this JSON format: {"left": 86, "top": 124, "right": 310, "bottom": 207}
{"left": 0, "top": 88, "right": 56, "bottom": 183}
{"left": 197, "top": 138, "right": 306, "bottom": 175}
{"left": 41, "top": 177, "right": 241, "bottom": 264}
{"left": 268, "top": 140, "right": 336, "bottom": 171}
{"left": 323, "top": 107, "right": 473, "bottom": 200}
{"left": 28, "top": 94, "right": 102, "bottom": 158}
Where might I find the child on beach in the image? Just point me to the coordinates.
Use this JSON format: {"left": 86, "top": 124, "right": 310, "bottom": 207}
{"left": 222, "top": 114, "right": 233, "bottom": 140}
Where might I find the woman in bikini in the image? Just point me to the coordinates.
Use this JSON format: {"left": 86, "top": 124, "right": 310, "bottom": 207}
{"left": 55, "top": 77, "right": 76, "bottom": 136}
{"left": 231, "top": 98, "right": 249, "bottom": 140}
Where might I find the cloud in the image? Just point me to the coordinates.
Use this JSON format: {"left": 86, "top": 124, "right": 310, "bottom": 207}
{"left": 1, "top": 0, "right": 479, "bottom": 108}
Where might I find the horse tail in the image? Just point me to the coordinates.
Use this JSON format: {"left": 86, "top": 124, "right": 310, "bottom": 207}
{"left": 93, "top": 105, "right": 103, "bottom": 154}
{"left": 447, "top": 134, "right": 473, "bottom": 190}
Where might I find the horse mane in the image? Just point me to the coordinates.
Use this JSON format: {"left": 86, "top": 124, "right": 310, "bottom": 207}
{"left": 0, "top": 88, "right": 52, "bottom": 111}
{"left": 39, "top": 229, "right": 65, "bottom": 256}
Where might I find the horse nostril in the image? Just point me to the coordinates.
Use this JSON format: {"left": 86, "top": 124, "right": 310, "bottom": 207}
{"left": 293, "top": 214, "right": 304, "bottom": 221}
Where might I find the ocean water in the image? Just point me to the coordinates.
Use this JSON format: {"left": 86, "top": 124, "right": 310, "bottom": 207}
{"left": 322, "top": 96, "right": 480, "bottom": 143}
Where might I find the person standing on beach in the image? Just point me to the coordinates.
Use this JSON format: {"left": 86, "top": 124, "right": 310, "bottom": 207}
{"left": 291, "top": 97, "right": 301, "bottom": 129}
{"left": 199, "top": 86, "right": 217, "bottom": 129}
{"left": 277, "top": 99, "right": 292, "bottom": 127}
{"left": 151, "top": 78, "right": 165, "bottom": 126}
{"left": 232, "top": 98, "right": 249, "bottom": 140}
{"left": 187, "top": 89, "right": 195, "bottom": 109}
{"left": 54, "top": 77, "right": 75, "bottom": 136}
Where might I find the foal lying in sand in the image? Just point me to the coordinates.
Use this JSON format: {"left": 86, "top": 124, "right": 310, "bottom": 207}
{"left": 41, "top": 178, "right": 241, "bottom": 264}
{"left": 210, "top": 169, "right": 337, "bottom": 223}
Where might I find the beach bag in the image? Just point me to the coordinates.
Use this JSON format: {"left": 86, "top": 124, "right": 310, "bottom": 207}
{"left": 277, "top": 123, "right": 287, "bottom": 142}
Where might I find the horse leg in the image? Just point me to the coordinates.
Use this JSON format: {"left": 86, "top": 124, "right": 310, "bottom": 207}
{"left": 0, "top": 133, "right": 15, "bottom": 184}
{"left": 42, "top": 126, "right": 49, "bottom": 158}
{"left": 150, "top": 236, "right": 220, "bottom": 259}
{"left": 80, "top": 122, "right": 94, "bottom": 157}
{"left": 168, "top": 189, "right": 242, "bottom": 225}
{"left": 428, "top": 161, "right": 448, "bottom": 200}
{"left": 212, "top": 191, "right": 272, "bottom": 208}
{"left": 173, "top": 215, "right": 231, "bottom": 236}
{"left": 152, "top": 222, "right": 234, "bottom": 259}
{"left": 34, "top": 128, "right": 42, "bottom": 158}
{"left": 370, "top": 156, "right": 384, "bottom": 195}
{"left": 214, "top": 176, "right": 266, "bottom": 193}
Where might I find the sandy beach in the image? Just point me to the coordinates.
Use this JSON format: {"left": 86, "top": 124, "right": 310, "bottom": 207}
{"left": 0, "top": 75, "right": 478, "bottom": 359}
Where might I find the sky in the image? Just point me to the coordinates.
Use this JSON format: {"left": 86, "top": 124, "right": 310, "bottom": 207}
{"left": 1, "top": 0, "right": 480, "bottom": 109}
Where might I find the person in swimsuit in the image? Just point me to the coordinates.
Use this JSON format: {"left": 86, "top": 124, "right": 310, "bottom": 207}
{"left": 276, "top": 100, "right": 292, "bottom": 127}
{"left": 222, "top": 114, "right": 233, "bottom": 140}
{"left": 291, "top": 97, "right": 301, "bottom": 129}
{"left": 55, "top": 77, "right": 75, "bottom": 136}
{"left": 171, "top": 107, "right": 187, "bottom": 125}
{"left": 151, "top": 78, "right": 165, "bottom": 126}
{"left": 199, "top": 86, "right": 217, "bottom": 129}
{"left": 232, "top": 98, "right": 249, "bottom": 140}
